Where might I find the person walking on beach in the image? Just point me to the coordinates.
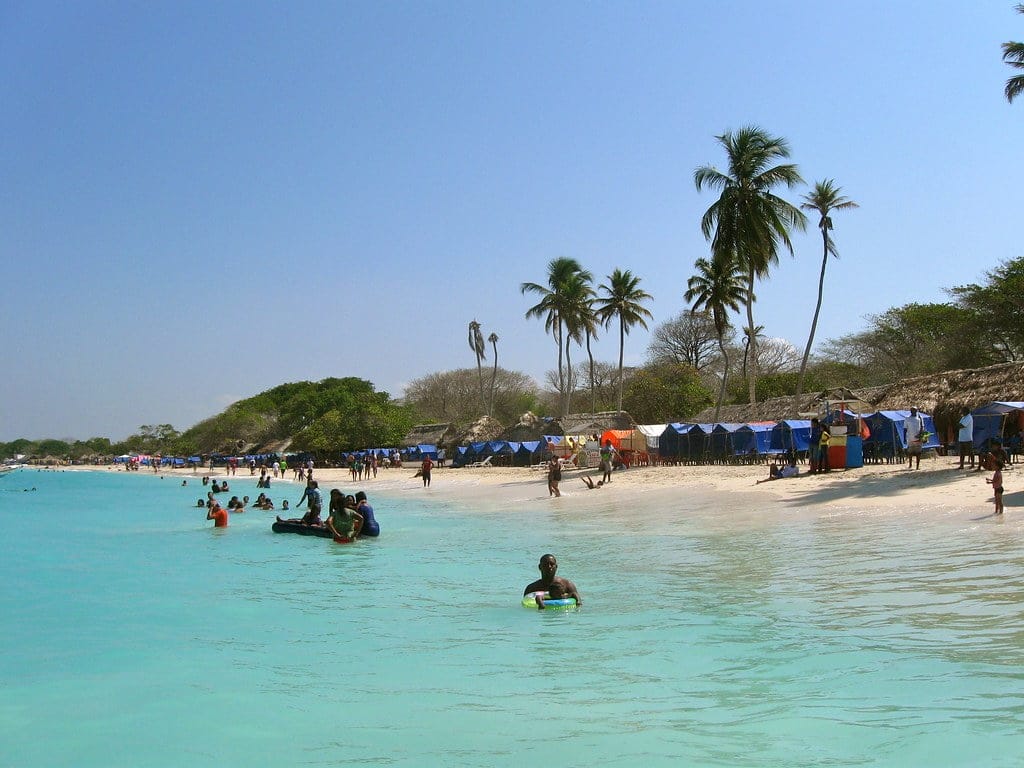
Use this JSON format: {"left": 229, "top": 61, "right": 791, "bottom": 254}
{"left": 523, "top": 554, "right": 582, "bottom": 609}
{"left": 547, "top": 456, "right": 562, "bottom": 497}
{"left": 958, "top": 407, "right": 975, "bottom": 469}
{"left": 600, "top": 440, "right": 616, "bottom": 484}
{"left": 987, "top": 460, "right": 1005, "bottom": 515}
{"left": 421, "top": 455, "right": 433, "bottom": 487}
{"left": 905, "top": 407, "right": 924, "bottom": 470}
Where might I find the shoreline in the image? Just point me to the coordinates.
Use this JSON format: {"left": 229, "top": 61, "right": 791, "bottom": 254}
{"left": 60, "top": 456, "right": 1016, "bottom": 521}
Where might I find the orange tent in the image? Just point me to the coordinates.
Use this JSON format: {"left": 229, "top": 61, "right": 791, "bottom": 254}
{"left": 599, "top": 429, "right": 644, "bottom": 452}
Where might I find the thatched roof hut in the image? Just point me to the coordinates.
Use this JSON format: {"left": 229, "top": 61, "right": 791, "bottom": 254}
{"left": 689, "top": 362, "right": 1024, "bottom": 440}
{"left": 868, "top": 362, "right": 1024, "bottom": 434}
{"left": 558, "top": 411, "right": 634, "bottom": 437}
{"left": 691, "top": 389, "right": 877, "bottom": 424}
{"left": 500, "top": 412, "right": 552, "bottom": 443}
{"left": 402, "top": 423, "right": 458, "bottom": 449}
{"left": 255, "top": 438, "right": 293, "bottom": 455}
{"left": 456, "top": 416, "right": 505, "bottom": 445}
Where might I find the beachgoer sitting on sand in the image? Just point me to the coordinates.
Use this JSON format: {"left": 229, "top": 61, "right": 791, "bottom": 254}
{"left": 523, "top": 554, "right": 582, "bottom": 609}
{"left": 756, "top": 458, "right": 800, "bottom": 484}
{"left": 581, "top": 476, "right": 604, "bottom": 489}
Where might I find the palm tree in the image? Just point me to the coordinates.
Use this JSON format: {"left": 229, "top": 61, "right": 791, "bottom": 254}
{"left": 595, "top": 269, "right": 653, "bottom": 412}
{"left": 1004, "top": 4, "right": 1024, "bottom": 102}
{"left": 521, "top": 258, "right": 592, "bottom": 416}
{"left": 559, "top": 271, "right": 595, "bottom": 416}
{"left": 684, "top": 253, "right": 747, "bottom": 421}
{"left": 579, "top": 298, "right": 601, "bottom": 414}
{"left": 467, "top": 320, "right": 486, "bottom": 411}
{"left": 695, "top": 126, "right": 806, "bottom": 404}
{"left": 795, "top": 179, "right": 859, "bottom": 397}
{"left": 487, "top": 332, "right": 499, "bottom": 417}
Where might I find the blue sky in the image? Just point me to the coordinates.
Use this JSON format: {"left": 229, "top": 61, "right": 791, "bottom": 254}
{"left": 2, "top": 1, "right": 1022, "bottom": 441}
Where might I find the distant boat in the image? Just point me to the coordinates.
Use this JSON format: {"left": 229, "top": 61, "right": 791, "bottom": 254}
{"left": 0, "top": 464, "right": 25, "bottom": 474}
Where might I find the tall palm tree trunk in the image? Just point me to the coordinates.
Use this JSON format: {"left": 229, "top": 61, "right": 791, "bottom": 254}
{"left": 744, "top": 269, "right": 758, "bottom": 404}
{"left": 796, "top": 232, "right": 830, "bottom": 398}
{"left": 489, "top": 340, "right": 498, "bottom": 417}
{"left": 586, "top": 330, "right": 596, "bottom": 415}
{"left": 617, "top": 318, "right": 626, "bottom": 412}
{"left": 476, "top": 356, "right": 485, "bottom": 408}
{"left": 715, "top": 337, "right": 730, "bottom": 422}
{"left": 556, "top": 321, "right": 565, "bottom": 409}
{"left": 564, "top": 341, "right": 573, "bottom": 417}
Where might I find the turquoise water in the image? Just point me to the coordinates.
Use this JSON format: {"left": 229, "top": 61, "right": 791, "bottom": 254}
{"left": 2, "top": 469, "right": 1024, "bottom": 766}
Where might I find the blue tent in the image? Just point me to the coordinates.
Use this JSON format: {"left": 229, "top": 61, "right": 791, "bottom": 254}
{"left": 970, "top": 402, "right": 1024, "bottom": 452}
{"left": 514, "top": 440, "right": 543, "bottom": 466}
{"left": 770, "top": 420, "right": 811, "bottom": 454}
{"left": 709, "top": 423, "right": 744, "bottom": 460}
{"left": 659, "top": 423, "right": 712, "bottom": 463}
{"left": 416, "top": 444, "right": 438, "bottom": 460}
{"left": 732, "top": 424, "right": 774, "bottom": 456}
{"left": 863, "top": 410, "right": 941, "bottom": 457}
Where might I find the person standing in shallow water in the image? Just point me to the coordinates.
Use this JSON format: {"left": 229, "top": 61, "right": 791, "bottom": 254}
{"left": 547, "top": 456, "right": 562, "bottom": 497}
{"left": 987, "top": 460, "right": 1005, "bottom": 515}
{"left": 523, "top": 554, "right": 581, "bottom": 609}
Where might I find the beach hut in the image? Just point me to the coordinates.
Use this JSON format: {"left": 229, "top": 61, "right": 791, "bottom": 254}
{"left": 970, "top": 402, "right": 1024, "bottom": 454}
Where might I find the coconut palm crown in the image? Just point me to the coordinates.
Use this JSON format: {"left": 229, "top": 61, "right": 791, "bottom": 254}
{"left": 468, "top": 320, "right": 487, "bottom": 411}
{"left": 521, "top": 257, "right": 593, "bottom": 416}
{"left": 694, "top": 126, "right": 806, "bottom": 405}
{"left": 595, "top": 268, "right": 653, "bottom": 412}
{"left": 684, "top": 253, "right": 747, "bottom": 421}
{"left": 1004, "top": 4, "right": 1024, "bottom": 102}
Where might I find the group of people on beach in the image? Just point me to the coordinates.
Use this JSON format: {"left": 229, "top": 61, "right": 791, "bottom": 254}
{"left": 545, "top": 439, "right": 619, "bottom": 497}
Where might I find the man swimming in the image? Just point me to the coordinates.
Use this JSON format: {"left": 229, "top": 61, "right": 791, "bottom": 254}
{"left": 523, "top": 553, "right": 582, "bottom": 609}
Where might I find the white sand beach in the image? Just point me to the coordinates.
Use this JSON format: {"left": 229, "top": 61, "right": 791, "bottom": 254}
{"left": 80, "top": 455, "right": 1018, "bottom": 525}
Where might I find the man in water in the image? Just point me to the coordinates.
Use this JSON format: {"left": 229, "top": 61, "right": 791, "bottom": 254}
{"left": 523, "top": 554, "right": 582, "bottom": 609}
{"left": 207, "top": 501, "right": 228, "bottom": 528}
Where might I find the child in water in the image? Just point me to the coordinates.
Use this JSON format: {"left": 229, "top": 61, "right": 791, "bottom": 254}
{"left": 987, "top": 460, "right": 1005, "bottom": 515}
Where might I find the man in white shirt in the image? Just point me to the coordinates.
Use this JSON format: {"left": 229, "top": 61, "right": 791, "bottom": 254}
{"left": 957, "top": 407, "right": 975, "bottom": 470}
{"left": 905, "top": 407, "right": 924, "bottom": 470}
